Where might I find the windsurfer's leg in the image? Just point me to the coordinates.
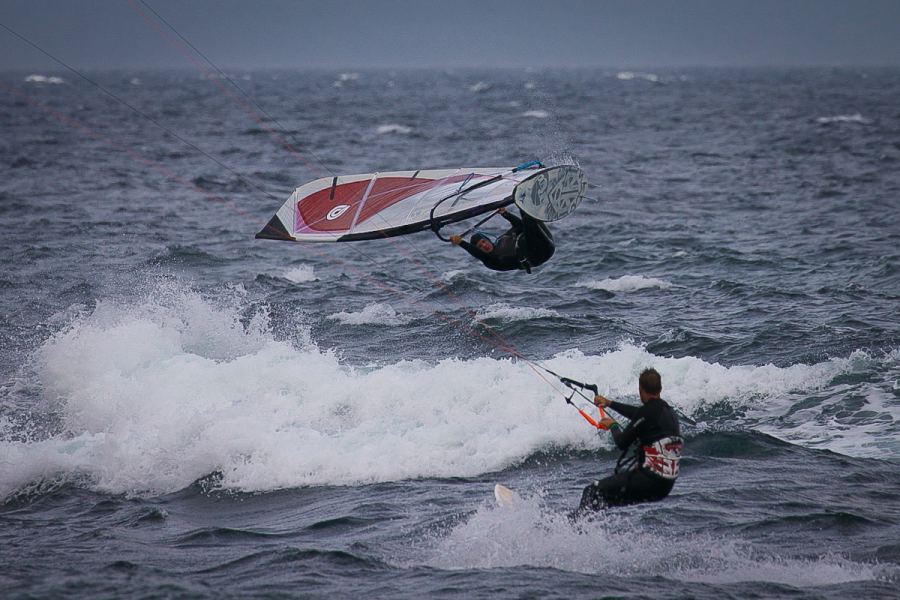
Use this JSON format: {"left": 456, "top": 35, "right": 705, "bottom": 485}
{"left": 520, "top": 213, "right": 555, "bottom": 267}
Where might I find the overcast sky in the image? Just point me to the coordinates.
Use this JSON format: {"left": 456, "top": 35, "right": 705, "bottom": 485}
{"left": 2, "top": 0, "right": 899, "bottom": 70}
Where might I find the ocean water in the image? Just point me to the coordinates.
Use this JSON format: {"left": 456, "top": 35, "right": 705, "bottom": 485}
{"left": 1, "top": 67, "right": 899, "bottom": 598}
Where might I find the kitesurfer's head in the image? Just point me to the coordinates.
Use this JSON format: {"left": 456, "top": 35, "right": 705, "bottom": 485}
{"left": 638, "top": 368, "right": 662, "bottom": 402}
{"left": 471, "top": 231, "right": 494, "bottom": 253}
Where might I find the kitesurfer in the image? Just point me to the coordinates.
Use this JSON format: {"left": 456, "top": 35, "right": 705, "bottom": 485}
{"left": 449, "top": 207, "right": 554, "bottom": 273}
{"left": 577, "top": 368, "right": 683, "bottom": 513}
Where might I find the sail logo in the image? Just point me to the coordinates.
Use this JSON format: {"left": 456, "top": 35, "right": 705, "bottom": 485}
{"left": 326, "top": 204, "right": 351, "bottom": 220}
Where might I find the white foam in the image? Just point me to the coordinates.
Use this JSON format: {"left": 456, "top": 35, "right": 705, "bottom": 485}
{"left": 327, "top": 302, "right": 412, "bottom": 326}
{"left": 337, "top": 72, "right": 359, "bottom": 82}
{"left": 441, "top": 269, "right": 467, "bottom": 282}
{"left": 469, "top": 81, "right": 491, "bottom": 93}
{"left": 757, "top": 349, "right": 900, "bottom": 457}
{"left": 376, "top": 124, "right": 412, "bottom": 135}
{"left": 0, "top": 283, "right": 890, "bottom": 498}
{"left": 524, "top": 81, "right": 537, "bottom": 90}
{"left": 25, "top": 74, "right": 65, "bottom": 84}
{"left": 816, "top": 113, "right": 870, "bottom": 124}
{"left": 476, "top": 303, "right": 559, "bottom": 322}
{"left": 576, "top": 275, "right": 673, "bottom": 293}
{"left": 423, "top": 497, "right": 885, "bottom": 586}
{"left": 616, "top": 71, "right": 659, "bottom": 83}
{"left": 520, "top": 110, "right": 549, "bottom": 119}
{"left": 283, "top": 264, "right": 318, "bottom": 283}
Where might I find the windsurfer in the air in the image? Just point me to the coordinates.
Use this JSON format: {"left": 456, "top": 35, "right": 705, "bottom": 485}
{"left": 576, "top": 368, "right": 683, "bottom": 514}
{"left": 449, "top": 206, "right": 554, "bottom": 273}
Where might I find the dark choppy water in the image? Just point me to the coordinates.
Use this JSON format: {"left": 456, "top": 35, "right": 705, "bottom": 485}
{"left": 1, "top": 67, "right": 899, "bottom": 598}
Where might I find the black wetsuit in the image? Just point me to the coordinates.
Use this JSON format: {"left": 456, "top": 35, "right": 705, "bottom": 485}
{"left": 578, "top": 397, "right": 682, "bottom": 512}
{"left": 458, "top": 210, "right": 554, "bottom": 273}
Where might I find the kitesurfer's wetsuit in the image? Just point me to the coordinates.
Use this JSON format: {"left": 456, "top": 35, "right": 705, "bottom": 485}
{"left": 578, "top": 397, "right": 683, "bottom": 512}
{"left": 458, "top": 210, "right": 554, "bottom": 273}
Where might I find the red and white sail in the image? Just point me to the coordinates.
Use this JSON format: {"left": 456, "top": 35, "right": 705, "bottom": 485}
{"left": 256, "top": 164, "right": 587, "bottom": 243}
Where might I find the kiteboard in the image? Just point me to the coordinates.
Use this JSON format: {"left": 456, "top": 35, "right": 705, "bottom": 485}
{"left": 255, "top": 162, "right": 589, "bottom": 243}
{"left": 494, "top": 483, "right": 518, "bottom": 507}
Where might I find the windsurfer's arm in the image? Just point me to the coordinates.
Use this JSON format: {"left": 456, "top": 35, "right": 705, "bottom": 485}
{"left": 453, "top": 236, "right": 489, "bottom": 263}
{"left": 450, "top": 235, "right": 475, "bottom": 253}
{"left": 498, "top": 206, "right": 523, "bottom": 228}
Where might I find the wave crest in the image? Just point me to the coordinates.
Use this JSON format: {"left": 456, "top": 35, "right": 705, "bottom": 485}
{"left": 0, "top": 283, "right": 891, "bottom": 498}
{"left": 327, "top": 303, "right": 412, "bottom": 326}
{"left": 577, "top": 275, "right": 673, "bottom": 292}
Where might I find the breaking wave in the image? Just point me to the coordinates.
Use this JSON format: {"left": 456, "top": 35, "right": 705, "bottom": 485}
{"left": 375, "top": 124, "right": 413, "bottom": 135}
{"left": 475, "top": 303, "right": 559, "bottom": 322}
{"left": 816, "top": 113, "right": 870, "bottom": 125}
{"left": 25, "top": 74, "right": 65, "bottom": 84}
{"left": 0, "top": 282, "right": 894, "bottom": 499}
{"left": 576, "top": 275, "right": 674, "bottom": 292}
{"left": 283, "top": 264, "right": 319, "bottom": 283}
{"left": 617, "top": 71, "right": 659, "bottom": 83}
{"left": 326, "top": 302, "right": 412, "bottom": 326}
{"left": 423, "top": 497, "right": 892, "bottom": 586}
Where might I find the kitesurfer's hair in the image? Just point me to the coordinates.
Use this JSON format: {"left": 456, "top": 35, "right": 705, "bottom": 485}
{"left": 639, "top": 368, "right": 662, "bottom": 395}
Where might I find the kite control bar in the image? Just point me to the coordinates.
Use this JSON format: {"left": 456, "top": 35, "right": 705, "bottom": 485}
{"left": 539, "top": 369, "right": 611, "bottom": 431}
{"left": 558, "top": 377, "right": 598, "bottom": 395}
{"left": 552, "top": 370, "right": 694, "bottom": 429}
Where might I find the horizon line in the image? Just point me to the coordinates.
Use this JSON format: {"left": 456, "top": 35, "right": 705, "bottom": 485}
{"left": 4, "top": 63, "right": 900, "bottom": 73}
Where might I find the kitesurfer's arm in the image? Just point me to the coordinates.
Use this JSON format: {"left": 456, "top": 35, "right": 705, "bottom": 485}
{"left": 594, "top": 394, "right": 642, "bottom": 421}
{"left": 608, "top": 401, "right": 642, "bottom": 420}
{"left": 594, "top": 394, "right": 642, "bottom": 449}
{"left": 610, "top": 418, "right": 642, "bottom": 450}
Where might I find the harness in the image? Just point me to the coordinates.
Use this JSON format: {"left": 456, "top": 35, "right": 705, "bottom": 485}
{"left": 642, "top": 436, "right": 684, "bottom": 479}
{"left": 615, "top": 435, "right": 684, "bottom": 480}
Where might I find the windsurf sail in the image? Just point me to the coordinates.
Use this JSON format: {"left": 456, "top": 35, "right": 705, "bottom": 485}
{"left": 256, "top": 164, "right": 588, "bottom": 243}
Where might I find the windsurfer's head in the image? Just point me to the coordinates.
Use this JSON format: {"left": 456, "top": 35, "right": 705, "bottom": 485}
{"left": 471, "top": 231, "right": 494, "bottom": 253}
{"left": 638, "top": 368, "right": 662, "bottom": 402}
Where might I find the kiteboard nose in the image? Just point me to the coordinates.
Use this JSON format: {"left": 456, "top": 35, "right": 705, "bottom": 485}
{"left": 494, "top": 483, "right": 518, "bottom": 507}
